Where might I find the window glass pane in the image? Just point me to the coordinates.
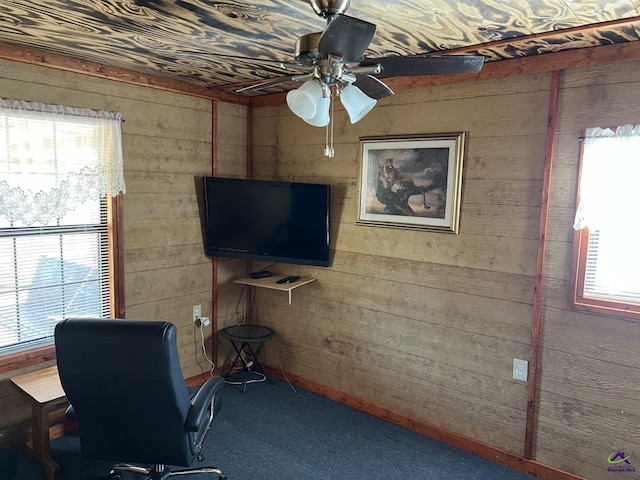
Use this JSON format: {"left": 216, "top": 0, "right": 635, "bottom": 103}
{"left": 0, "top": 102, "right": 122, "bottom": 358}
{"left": 571, "top": 125, "right": 640, "bottom": 318}
{"left": 59, "top": 197, "right": 102, "bottom": 225}
{"left": 584, "top": 227, "right": 640, "bottom": 303}
{"left": 0, "top": 200, "right": 110, "bottom": 353}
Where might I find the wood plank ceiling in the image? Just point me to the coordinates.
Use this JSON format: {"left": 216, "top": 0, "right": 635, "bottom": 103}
{"left": 0, "top": 0, "right": 639, "bottom": 96}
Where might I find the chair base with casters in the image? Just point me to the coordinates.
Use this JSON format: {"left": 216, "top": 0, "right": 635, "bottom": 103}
{"left": 108, "top": 463, "right": 227, "bottom": 480}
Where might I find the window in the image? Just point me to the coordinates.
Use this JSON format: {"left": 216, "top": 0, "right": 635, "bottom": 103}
{"left": 570, "top": 124, "right": 640, "bottom": 319}
{"left": 0, "top": 99, "right": 125, "bottom": 364}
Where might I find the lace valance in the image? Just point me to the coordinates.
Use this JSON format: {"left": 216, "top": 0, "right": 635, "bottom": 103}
{"left": 573, "top": 124, "right": 640, "bottom": 230}
{"left": 0, "top": 98, "right": 125, "bottom": 226}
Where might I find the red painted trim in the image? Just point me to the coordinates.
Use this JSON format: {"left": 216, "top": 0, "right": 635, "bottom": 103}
{"left": 524, "top": 70, "right": 560, "bottom": 458}
{"left": 0, "top": 346, "right": 56, "bottom": 373}
{"left": 110, "top": 193, "right": 125, "bottom": 319}
{"left": 245, "top": 106, "right": 254, "bottom": 320}
{"left": 211, "top": 100, "right": 219, "bottom": 362}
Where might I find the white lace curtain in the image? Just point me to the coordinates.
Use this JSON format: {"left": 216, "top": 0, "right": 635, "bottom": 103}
{"left": 0, "top": 98, "right": 126, "bottom": 226}
{"left": 573, "top": 124, "right": 640, "bottom": 230}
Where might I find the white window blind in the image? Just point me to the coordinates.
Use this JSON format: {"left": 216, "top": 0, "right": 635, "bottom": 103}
{"left": 0, "top": 99, "right": 124, "bottom": 354}
{"left": 583, "top": 228, "right": 640, "bottom": 304}
{"left": 574, "top": 125, "right": 640, "bottom": 305}
{"left": 0, "top": 204, "right": 111, "bottom": 352}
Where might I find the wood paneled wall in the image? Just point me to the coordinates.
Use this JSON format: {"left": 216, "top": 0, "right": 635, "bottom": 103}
{"left": 535, "top": 59, "right": 640, "bottom": 479}
{"left": 2, "top": 46, "right": 639, "bottom": 480}
{"left": 0, "top": 59, "right": 220, "bottom": 430}
{"left": 116, "top": 82, "right": 213, "bottom": 378}
{"left": 249, "top": 59, "right": 640, "bottom": 480}
{"left": 251, "top": 72, "right": 551, "bottom": 453}
{"left": 211, "top": 101, "right": 251, "bottom": 366}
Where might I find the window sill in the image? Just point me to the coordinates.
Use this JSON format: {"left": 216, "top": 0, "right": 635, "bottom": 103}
{"left": 570, "top": 297, "right": 640, "bottom": 321}
{"left": 0, "top": 345, "right": 57, "bottom": 374}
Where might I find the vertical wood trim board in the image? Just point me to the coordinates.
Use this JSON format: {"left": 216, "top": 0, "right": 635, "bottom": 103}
{"left": 247, "top": 105, "right": 253, "bottom": 179}
{"left": 110, "top": 193, "right": 126, "bottom": 319}
{"left": 524, "top": 70, "right": 561, "bottom": 458}
{"left": 245, "top": 107, "right": 254, "bottom": 319}
{"left": 211, "top": 99, "right": 219, "bottom": 362}
{"left": 212, "top": 99, "right": 218, "bottom": 177}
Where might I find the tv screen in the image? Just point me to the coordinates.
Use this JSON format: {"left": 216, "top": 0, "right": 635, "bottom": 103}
{"left": 202, "top": 177, "right": 330, "bottom": 267}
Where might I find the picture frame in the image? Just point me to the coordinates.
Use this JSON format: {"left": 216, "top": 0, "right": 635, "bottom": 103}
{"left": 356, "top": 133, "right": 465, "bottom": 234}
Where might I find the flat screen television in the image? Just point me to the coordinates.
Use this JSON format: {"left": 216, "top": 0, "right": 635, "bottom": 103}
{"left": 202, "top": 177, "right": 330, "bottom": 267}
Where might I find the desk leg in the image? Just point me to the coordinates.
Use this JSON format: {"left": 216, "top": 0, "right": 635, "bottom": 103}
{"left": 28, "top": 403, "right": 60, "bottom": 480}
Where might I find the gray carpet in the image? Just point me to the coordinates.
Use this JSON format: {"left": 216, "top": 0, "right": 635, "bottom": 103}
{"left": 13, "top": 378, "right": 537, "bottom": 479}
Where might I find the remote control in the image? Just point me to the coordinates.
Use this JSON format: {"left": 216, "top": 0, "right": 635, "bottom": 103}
{"left": 276, "top": 275, "right": 300, "bottom": 284}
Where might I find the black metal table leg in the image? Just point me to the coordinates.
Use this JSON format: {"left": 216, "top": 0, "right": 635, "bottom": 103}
{"left": 220, "top": 325, "right": 276, "bottom": 393}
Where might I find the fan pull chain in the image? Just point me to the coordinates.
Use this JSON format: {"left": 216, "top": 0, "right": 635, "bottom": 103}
{"left": 324, "top": 90, "right": 335, "bottom": 158}
{"left": 324, "top": 117, "right": 330, "bottom": 157}
{"left": 329, "top": 92, "right": 335, "bottom": 157}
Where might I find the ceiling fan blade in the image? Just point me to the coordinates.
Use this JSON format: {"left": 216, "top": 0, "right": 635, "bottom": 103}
{"left": 235, "top": 74, "right": 311, "bottom": 93}
{"left": 353, "top": 74, "right": 394, "bottom": 100}
{"left": 361, "top": 55, "right": 484, "bottom": 78}
{"left": 318, "top": 14, "right": 376, "bottom": 63}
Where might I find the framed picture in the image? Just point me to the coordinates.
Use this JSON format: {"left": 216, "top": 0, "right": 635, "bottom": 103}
{"left": 357, "top": 133, "right": 465, "bottom": 234}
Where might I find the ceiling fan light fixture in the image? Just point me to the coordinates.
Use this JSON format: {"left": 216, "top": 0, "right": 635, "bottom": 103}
{"left": 339, "top": 84, "right": 376, "bottom": 124}
{"left": 286, "top": 79, "right": 324, "bottom": 120}
{"left": 303, "top": 96, "right": 331, "bottom": 127}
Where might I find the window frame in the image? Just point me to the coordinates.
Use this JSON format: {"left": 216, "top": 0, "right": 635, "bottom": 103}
{"left": 569, "top": 129, "right": 640, "bottom": 321}
{"left": 570, "top": 226, "right": 640, "bottom": 319}
{"left": 0, "top": 194, "right": 124, "bottom": 372}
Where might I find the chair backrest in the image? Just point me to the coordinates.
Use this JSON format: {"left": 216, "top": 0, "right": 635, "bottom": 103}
{"left": 55, "top": 318, "right": 194, "bottom": 466}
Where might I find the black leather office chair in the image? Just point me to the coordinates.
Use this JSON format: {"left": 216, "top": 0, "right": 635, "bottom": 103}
{"left": 55, "top": 318, "right": 227, "bottom": 480}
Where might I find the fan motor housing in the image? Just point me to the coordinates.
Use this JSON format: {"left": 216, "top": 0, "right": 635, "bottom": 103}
{"left": 295, "top": 32, "right": 322, "bottom": 66}
{"left": 310, "top": 0, "right": 350, "bottom": 18}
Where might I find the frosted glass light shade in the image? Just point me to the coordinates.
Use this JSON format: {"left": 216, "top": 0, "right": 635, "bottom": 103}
{"left": 286, "top": 80, "right": 323, "bottom": 120}
{"left": 303, "top": 96, "right": 330, "bottom": 127}
{"left": 340, "top": 84, "right": 377, "bottom": 124}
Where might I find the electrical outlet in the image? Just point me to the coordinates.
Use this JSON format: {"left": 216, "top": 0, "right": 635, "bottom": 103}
{"left": 192, "top": 304, "right": 201, "bottom": 323}
{"left": 513, "top": 358, "right": 528, "bottom": 381}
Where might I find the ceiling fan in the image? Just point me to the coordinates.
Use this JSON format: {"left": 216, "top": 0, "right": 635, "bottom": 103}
{"left": 237, "top": 0, "right": 484, "bottom": 156}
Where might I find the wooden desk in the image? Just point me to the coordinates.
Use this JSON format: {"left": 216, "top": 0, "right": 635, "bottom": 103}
{"left": 11, "top": 365, "right": 67, "bottom": 480}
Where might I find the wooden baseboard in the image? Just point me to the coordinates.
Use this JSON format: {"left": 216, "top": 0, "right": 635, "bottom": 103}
{"left": 262, "top": 366, "right": 584, "bottom": 480}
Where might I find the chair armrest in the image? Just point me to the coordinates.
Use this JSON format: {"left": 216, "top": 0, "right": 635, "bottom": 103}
{"left": 185, "top": 376, "right": 225, "bottom": 432}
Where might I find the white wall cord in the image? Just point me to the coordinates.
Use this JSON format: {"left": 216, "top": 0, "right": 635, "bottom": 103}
{"left": 199, "top": 321, "right": 215, "bottom": 377}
